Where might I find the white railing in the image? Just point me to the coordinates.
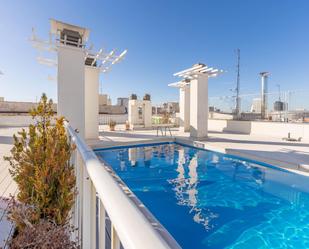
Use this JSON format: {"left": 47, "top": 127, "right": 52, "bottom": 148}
{"left": 65, "top": 123, "right": 181, "bottom": 249}
{"left": 99, "top": 114, "right": 128, "bottom": 125}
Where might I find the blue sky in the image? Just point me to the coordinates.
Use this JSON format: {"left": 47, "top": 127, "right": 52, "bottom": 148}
{"left": 0, "top": 0, "right": 309, "bottom": 105}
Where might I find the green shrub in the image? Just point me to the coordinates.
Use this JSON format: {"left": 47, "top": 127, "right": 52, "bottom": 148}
{"left": 4, "top": 93, "right": 76, "bottom": 226}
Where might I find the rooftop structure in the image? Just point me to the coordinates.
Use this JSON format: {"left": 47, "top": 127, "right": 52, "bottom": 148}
{"left": 31, "top": 19, "right": 127, "bottom": 73}
{"left": 117, "top": 97, "right": 129, "bottom": 108}
{"left": 30, "top": 19, "right": 127, "bottom": 139}
{"left": 169, "top": 63, "right": 223, "bottom": 138}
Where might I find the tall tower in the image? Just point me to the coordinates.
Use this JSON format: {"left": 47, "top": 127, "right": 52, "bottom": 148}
{"left": 260, "top": 72, "right": 270, "bottom": 119}
{"left": 31, "top": 19, "right": 127, "bottom": 139}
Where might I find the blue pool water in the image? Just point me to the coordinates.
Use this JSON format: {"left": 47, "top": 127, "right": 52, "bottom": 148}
{"left": 96, "top": 143, "right": 309, "bottom": 249}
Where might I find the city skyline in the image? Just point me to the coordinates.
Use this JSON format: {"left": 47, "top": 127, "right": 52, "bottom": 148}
{"left": 0, "top": 0, "right": 309, "bottom": 105}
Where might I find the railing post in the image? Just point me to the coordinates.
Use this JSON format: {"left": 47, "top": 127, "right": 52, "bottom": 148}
{"left": 82, "top": 163, "right": 96, "bottom": 249}
{"left": 99, "top": 200, "right": 106, "bottom": 249}
{"left": 69, "top": 135, "right": 79, "bottom": 243}
{"left": 76, "top": 151, "right": 83, "bottom": 244}
{"left": 112, "top": 225, "right": 121, "bottom": 249}
{"left": 91, "top": 182, "right": 97, "bottom": 248}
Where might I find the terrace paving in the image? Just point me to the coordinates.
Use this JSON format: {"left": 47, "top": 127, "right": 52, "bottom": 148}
{"left": 95, "top": 125, "right": 309, "bottom": 176}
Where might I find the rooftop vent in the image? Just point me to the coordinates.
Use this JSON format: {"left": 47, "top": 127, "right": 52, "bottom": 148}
{"left": 60, "top": 28, "right": 82, "bottom": 47}
{"left": 85, "top": 56, "right": 97, "bottom": 67}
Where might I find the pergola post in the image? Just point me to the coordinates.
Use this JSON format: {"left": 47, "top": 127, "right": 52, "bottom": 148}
{"left": 169, "top": 63, "right": 223, "bottom": 139}
{"left": 189, "top": 75, "right": 208, "bottom": 138}
{"left": 179, "top": 84, "right": 190, "bottom": 132}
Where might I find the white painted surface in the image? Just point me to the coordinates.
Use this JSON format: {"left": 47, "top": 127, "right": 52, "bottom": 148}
{"left": 128, "top": 99, "right": 152, "bottom": 128}
{"left": 190, "top": 75, "right": 208, "bottom": 138}
{"left": 0, "top": 115, "right": 34, "bottom": 127}
{"left": 143, "top": 100, "right": 152, "bottom": 128}
{"left": 0, "top": 101, "right": 56, "bottom": 113}
{"left": 179, "top": 84, "right": 190, "bottom": 132}
{"left": 0, "top": 114, "right": 128, "bottom": 127}
{"left": 208, "top": 119, "right": 309, "bottom": 140}
{"left": 58, "top": 45, "right": 86, "bottom": 138}
{"left": 128, "top": 99, "right": 139, "bottom": 125}
{"left": 85, "top": 66, "right": 99, "bottom": 139}
{"left": 99, "top": 114, "right": 128, "bottom": 125}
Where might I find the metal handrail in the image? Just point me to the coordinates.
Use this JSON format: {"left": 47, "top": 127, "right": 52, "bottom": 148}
{"left": 65, "top": 122, "right": 180, "bottom": 249}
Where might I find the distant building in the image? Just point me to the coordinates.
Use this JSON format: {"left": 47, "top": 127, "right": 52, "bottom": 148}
{"left": 117, "top": 97, "right": 129, "bottom": 108}
{"left": 153, "top": 102, "right": 179, "bottom": 115}
{"left": 250, "top": 98, "right": 261, "bottom": 113}
{"left": 99, "top": 94, "right": 111, "bottom": 106}
{"left": 273, "top": 101, "right": 288, "bottom": 111}
{"left": 164, "top": 102, "right": 179, "bottom": 114}
{"left": 0, "top": 97, "right": 4, "bottom": 102}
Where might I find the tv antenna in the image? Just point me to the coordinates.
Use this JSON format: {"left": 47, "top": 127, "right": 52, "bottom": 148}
{"left": 276, "top": 84, "right": 281, "bottom": 101}
{"left": 235, "top": 48, "right": 241, "bottom": 118}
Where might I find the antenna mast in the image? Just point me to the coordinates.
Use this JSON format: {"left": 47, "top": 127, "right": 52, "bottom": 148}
{"left": 277, "top": 84, "right": 281, "bottom": 101}
{"left": 235, "top": 49, "right": 241, "bottom": 119}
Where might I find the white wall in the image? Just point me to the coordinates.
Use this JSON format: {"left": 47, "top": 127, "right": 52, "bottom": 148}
{"left": 58, "top": 45, "right": 85, "bottom": 137}
{"left": 208, "top": 119, "right": 309, "bottom": 140}
{"left": 128, "top": 99, "right": 152, "bottom": 127}
{"left": 0, "top": 115, "right": 34, "bottom": 127}
{"left": 251, "top": 122, "right": 309, "bottom": 140}
{"left": 143, "top": 101, "right": 152, "bottom": 128}
{"left": 85, "top": 66, "right": 99, "bottom": 139}
{"left": 99, "top": 114, "right": 128, "bottom": 125}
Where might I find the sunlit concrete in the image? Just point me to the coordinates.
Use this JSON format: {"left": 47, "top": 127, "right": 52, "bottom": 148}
{"left": 92, "top": 125, "right": 309, "bottom": 176}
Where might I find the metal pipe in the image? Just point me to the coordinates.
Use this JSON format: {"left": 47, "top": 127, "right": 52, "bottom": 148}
{"left": 260, "top": 72, "right": 270, "bottom": 119}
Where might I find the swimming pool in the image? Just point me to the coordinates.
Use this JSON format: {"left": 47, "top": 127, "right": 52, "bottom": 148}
{"left": 95, "top": 142, "right": 309, "bottom": 249}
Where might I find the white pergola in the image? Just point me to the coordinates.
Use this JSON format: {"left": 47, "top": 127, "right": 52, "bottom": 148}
{"left": 31, "top": 19, "right": 127, "bottom": 74}
{"left": 169, "top": 63, "right": 223, "bottom": 138}
{"left": 30, "top": 19, "right": 127, "bottom": 139}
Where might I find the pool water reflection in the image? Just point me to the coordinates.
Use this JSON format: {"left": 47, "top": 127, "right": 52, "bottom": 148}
{"left": 96, "top": 143, "right": 309, "bottom": 249}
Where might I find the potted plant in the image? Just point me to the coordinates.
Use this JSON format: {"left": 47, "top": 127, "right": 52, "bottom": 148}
{"left": 109, "top": 120, "right": 116, "bottom": 131}
{"left": 125, "top": 120, "right": 130, "bottom": 130}
{"left": 4, "top": 94, "right": 78, "bottom": 248}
